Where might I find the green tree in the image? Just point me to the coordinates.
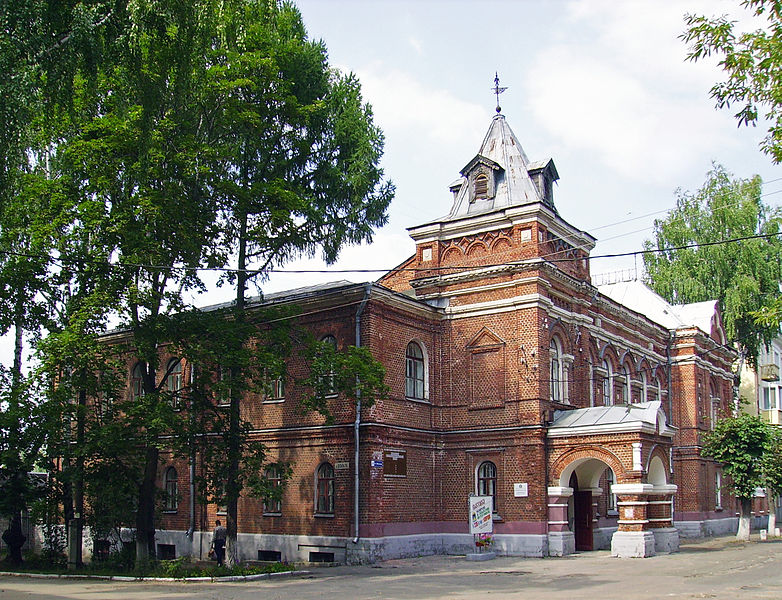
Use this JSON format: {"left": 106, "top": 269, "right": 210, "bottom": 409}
{"left": 761, "top": 426, "right": 782, "bottom": 536}
{"left": 643, "top": 164, "right": 782, "bottom": 367}
{"left": 703, "top": 414, "right": 769, "bottom": 540}
{"left": 683, "top": 0, "right": 782, "bottom": 162}
{"left": 203, "top": 0, "right": 393, "bottom": 566}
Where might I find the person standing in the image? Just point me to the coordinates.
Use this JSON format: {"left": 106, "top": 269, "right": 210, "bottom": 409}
{"left": 212, "top": 519, "right": 227, "bottom": 566}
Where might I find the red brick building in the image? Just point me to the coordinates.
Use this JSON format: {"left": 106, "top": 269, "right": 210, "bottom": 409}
{"left": 141, "top": 112, "right": 736, "bottom": 562}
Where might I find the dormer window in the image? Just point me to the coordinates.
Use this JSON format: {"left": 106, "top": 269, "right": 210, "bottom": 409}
{"left": 473, "top": 174, "right": 489, "bottom": 200}
{"left": 461, "top": 155, "right": 500, "bottom": 204}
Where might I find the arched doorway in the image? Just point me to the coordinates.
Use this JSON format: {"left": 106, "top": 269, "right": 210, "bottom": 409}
{"left": 570, "top": 472, "right": 593, "bottom": 551}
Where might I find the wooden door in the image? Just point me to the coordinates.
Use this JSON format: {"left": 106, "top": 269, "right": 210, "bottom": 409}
{"left": 573, "top": 490, "right": 593, "bottom": 551}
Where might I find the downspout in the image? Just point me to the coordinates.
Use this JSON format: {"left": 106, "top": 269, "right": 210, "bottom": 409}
{"left": 187, "top": 364, "right": 196, "bottom": 540}
{"left": 353, "top": 283, "right": 372, "bottom": 544}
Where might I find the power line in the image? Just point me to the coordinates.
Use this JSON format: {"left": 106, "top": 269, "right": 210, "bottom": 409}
{"left": 1, "top": 230, "right": 781, "bottom": 276}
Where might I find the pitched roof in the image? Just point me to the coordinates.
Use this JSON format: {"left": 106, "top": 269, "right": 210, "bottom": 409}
{"left": 443, "top": 114, "right": 550, "bottom": 221}
{"left": 549, "top": 400, "right": 675, "bottom": 438}
{"left": 598, "top": 280, "right": 718, "bottom": 335}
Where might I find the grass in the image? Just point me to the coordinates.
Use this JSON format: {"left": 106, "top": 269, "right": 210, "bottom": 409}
{"left": 0, "top": 553, "right": 295, "bottom": 579}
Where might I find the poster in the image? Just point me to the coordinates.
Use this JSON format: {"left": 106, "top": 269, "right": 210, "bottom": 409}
{"left": 469, "top": 495, "right": 493, "bottom": 534}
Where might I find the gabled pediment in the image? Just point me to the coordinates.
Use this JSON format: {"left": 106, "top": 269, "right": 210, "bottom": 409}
{"left": 460, "top": 154, "right": 502, "bottom": 177}
{"left": 467, "top": 326, "right": 506, "bottom": 349}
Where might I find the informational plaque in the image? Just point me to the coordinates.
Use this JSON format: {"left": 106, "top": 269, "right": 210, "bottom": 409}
{"left": 383, "top": 449, "right": 407, "bottom": 477}
{"left": 513, "top": 483, "right": 528, "bottom": 497}
{"left": 469, "top": 495, "right": 493, "bottom": 534}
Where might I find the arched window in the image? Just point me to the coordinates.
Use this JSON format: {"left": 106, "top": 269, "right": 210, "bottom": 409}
{"left": 164, "top": 467, "right": 178, "bottom": 512}
{"left": 621, "top": 365, "right": 630, "bottom": 404}
{"left": 166, "top": 358, "right": 183, "bottom": 409}
{"left": 602, "top": 359, "right": 613, "bottom": 406}
{"left": 320, "top": 335, "right": 338, "bottom": 397}
{"left": 640, "top": 370, "right": 648, "bottom": 403}
{"left": 550, "top": 339, "right": 562, "bottom": 403}
{"left": 316, "top": 462, "right": 335, "bottom": 515}
{"left": 605, "top": 468, "right": 617, "bottom": 514}
{"left": 405, "top": 342, "right": 426, "bottom": 400}
{"left": 477, "top": 461, "right": 497, "bottom": 513}
{"left": 263, "top": 466, "right": 283, "bottom": 514}
{"left": 474, "top": 173, "right": 489, "bottom": 200}
{"left": 216, "top": 365, "right": 231, "bottom": 407}
{"left": 130, "top": 363, "right": 145, "bottom": 401}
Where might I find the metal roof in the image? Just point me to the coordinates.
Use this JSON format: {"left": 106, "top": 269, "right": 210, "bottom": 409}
{"left": 442, "top": 114, "right": 549, "bottom": 222}
{"left": 549, "top": 400, "right": 675, "bottom": 438}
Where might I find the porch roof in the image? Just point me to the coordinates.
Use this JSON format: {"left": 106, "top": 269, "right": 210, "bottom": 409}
{"left": 549, "top": 400, "right": 675, "bottom": 438}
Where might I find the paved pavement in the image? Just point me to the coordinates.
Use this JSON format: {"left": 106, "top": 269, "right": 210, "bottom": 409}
{"left": 1, "top": 535, "right": 781, "bottom": 599}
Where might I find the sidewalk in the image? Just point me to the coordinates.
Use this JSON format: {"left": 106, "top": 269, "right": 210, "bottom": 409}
{"left": 1, "top": 535, "right": 781, "bottom": 599}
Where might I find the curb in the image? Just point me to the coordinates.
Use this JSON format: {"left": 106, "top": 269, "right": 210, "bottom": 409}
{"left": 0, "top": 569, "right": 310, "bottom": 582}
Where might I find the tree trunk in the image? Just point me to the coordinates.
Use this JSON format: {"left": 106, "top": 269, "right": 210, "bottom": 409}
{"left": 768, "top": 493, "right": 778, "bottom": 537}
{"left": 225, "top": 208, "right": 248, "bottom": 568}
{"left": 135, "top": 445, "right": 159, "bottom": 567}
{"left": 4, "top": 303, "right": 26, "bottom": 565}
{"left": 2, "top": 510, "right": 26, "bottom": 565}
{"left": 68, "top": 386, "right": 86, "bottom": 569}
{"left": 737, "top": 497, "right": 752, "bottom": 541}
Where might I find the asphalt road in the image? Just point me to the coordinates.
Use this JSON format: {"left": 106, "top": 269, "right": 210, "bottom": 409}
{"left": 1, "top": 535, "right": 780, "bottom": 600}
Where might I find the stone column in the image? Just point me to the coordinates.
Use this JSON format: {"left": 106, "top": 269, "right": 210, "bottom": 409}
{"left": 547, "top": 486, "right": 574, "bottom": 556}
{"left": 648, "top": 484, "right": 679, "bottom": 553}
{"left": 610, "top": 483, "right": 655, "bottom": 557}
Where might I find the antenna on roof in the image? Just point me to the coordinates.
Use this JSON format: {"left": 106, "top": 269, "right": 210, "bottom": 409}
{"left": 492, "top": 72, "right": 508, "bottom": 114}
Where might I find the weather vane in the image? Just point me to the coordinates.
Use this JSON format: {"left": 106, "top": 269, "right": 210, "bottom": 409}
{"left": 492, "top": 72, "right": 507, "bottom": 114}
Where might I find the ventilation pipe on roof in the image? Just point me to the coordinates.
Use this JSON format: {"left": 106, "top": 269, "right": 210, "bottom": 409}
{"left": 353, "top": 284, "right": 372, "bottom": 545}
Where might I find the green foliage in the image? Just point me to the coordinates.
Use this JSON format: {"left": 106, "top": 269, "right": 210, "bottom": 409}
{"left": 683, "top": 0, "right": 782, "bottom": 162}
{"left": 761, "top": 425, "right": 782, "bottom": 495}
{"left": 302, "top": 338, "right": 389, "bottom": 423}
{"left": 703, "top": 414, "right": 769, "bottom": 499}
{"left": 643, "top": 164, "right": 782, "bottom": 365}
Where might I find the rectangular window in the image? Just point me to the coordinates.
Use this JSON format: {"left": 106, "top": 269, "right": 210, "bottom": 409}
{"left": 157, "top": 544, "right": 176, "bottom": 560}
{"left": 263, "top": 375, "right": 285, "bottom": 403}
{"left": 715, "top": 470, "right": 722, "bottom": 509}
{"left": 93, "top": 540, "right": 111, "bottom": 562}
{"left": 258, "top": 550, "right": 282, "bottom": 562}
{"left": 761, "top": 387, "right": 777, "bottom": 410}
{"left": 217, "top": 366, "right": 231, "bottom": 407}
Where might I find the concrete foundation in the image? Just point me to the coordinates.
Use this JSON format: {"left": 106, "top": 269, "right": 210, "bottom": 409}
{"left": 610, "top": 531, "right": 656, "bottom": 558}
{"left": 652, "top": 527, "right": 680, "bottom": 553}
{"left": 547, "top": 531, "right": 575, "bottom": 557}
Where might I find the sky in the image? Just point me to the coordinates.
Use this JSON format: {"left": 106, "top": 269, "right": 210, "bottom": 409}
{"left": 232, "top": 0, "right": 782, "bottom": 299}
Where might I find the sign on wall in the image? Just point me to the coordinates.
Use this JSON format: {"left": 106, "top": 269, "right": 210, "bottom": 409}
{"left": 383, "top": 449, "right": 407, "bottom": 477}
{"left": 469, "top": 495, "right": 493, "bottom": 534}
{"left": 513, "top": 483, "right": 528, "bottom": 497}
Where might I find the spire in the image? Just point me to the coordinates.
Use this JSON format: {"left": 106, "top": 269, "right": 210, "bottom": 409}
{"left": 444, "top": 111, "right": 557, "bottom": 221}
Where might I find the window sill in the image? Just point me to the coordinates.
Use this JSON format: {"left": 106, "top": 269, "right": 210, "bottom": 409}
{"left": 606, "top": 510, "right": 619, "bottom": 517}
{"left": 405, "top": 396, "right": 431, "bottom": 404}
{"left": 263, "top": 512, "right": 282, "bottom": 517}
{"left": 314, "top": 513, "right": 335, "bottom": 518}
{"left": 491, "top": 514, "right": 503, "bottom": 522}
{"left": 217, "top": 403, "right": 230, "bottom": 409}
{"left": 263, "top": 399, "right": 285, "bottom": 404}
{"left": 162, "top": 510, "right": 178, "bottom": 514}
{"left": 715, "top": 506, "right": 723, "bottom": 512}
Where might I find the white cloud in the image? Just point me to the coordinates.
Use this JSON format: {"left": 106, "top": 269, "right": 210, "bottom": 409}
{"left": 526, "top": 0, "right": 740, "bottom": 183}
{"left": 351, "top": 65, "right": 486, "bottom": 146}
{"left": 408, "top": 36, "right": 423, "bottom": 55}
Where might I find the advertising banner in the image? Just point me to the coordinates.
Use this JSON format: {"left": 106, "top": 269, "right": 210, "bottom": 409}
{"left": 469, "top": 495, "right": 493, "bottom": 534}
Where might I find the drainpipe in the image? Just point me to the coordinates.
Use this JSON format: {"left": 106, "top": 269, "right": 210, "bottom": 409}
{"left": 187, "top": 364, "right": 196, "bottom": 540}
{"left": 353, "top": 284, "right": 372, "bottom": 544}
